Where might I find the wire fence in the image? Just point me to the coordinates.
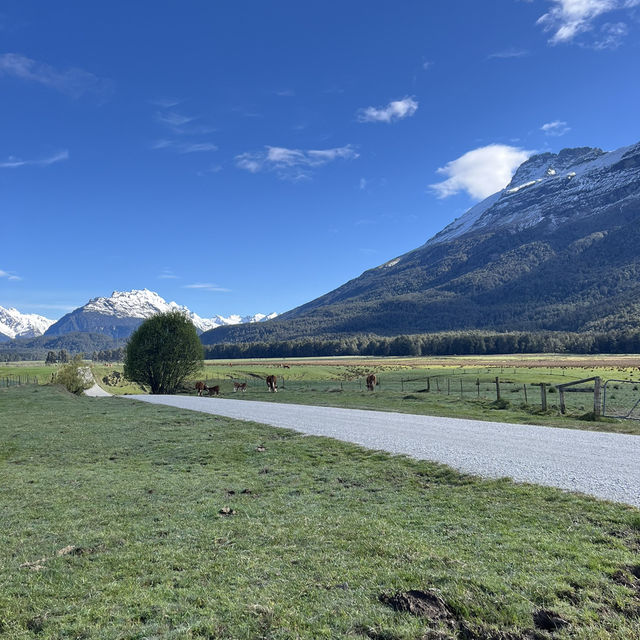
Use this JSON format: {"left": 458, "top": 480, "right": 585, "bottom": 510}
{"left": 602, "top": 379, "right": 640, "bottom": 419}
{"left": 0, "top": 374, "right": 39, "bottom": 388}
{"left": 198, "top": 373, "right": 603, "bottom": 414}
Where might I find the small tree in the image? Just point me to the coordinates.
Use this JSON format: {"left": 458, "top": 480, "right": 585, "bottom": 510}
{"left": 53, "top": 355, "right": 92, "bottom": 394}
{"left": 124, "top": 311, "right": 203, "bottom": 394}
{"left": 45, "top": 350, "right": 57, "bottom": 365}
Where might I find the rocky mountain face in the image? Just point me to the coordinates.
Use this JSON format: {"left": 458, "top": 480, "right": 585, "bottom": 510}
{"left": 0, "top": 306, "right": 54, "bottom": 341}
{"left": 44, "top": 289, "right": 277, "bottom": 340}
{"left": 202, "top": 141, "right": 640, "bottom": 344}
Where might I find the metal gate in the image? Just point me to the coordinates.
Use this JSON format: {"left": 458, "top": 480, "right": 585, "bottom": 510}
{"left": 602, "top": 379, "right": 640, "bottom": 420}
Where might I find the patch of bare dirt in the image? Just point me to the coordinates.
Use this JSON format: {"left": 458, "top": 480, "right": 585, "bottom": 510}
{"left": 379, "top": 590, "right": 454, "bottom": 622}
{"left": 532, "top": 609, "right": 569, "bottom": 632}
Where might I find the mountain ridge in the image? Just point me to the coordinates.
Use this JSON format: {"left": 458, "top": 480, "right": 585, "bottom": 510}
{"left": 44, "top": 289, "right": 277, "bottom": 340}
{"left": 201, "top": 140, "right": 640, "bottom": 345}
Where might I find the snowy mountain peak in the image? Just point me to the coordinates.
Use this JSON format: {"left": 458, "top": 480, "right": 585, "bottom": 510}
{"left": 0, "top": 306, "right": 55, "bottom": 339}
{"left": 426, "top": 142, "right": 640, "bottom": 248}
{"left": 45, "top": 289, "right": 278, "bottom": 337}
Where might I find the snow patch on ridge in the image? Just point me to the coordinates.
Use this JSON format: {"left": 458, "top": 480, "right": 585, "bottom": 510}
{"left": 0, "top": 306, "right": 54, "bottom": 339}
{"left": 81, "top": 289, "right": 277, "bottom": 333}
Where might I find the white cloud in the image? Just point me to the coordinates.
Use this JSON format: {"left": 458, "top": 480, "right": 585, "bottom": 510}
{"left": 0, "top": 269, "right": 21, "bottom": 281}
{"left": 184, "top": 283, "right": 230, "bottom": 292}
{"left": 422, "top": 61, "right": 434, "bottom": 70}
{"left": 593, "top": 21, "right": 629, "bottom": 47}
{"left": 235, "top": 144, "right": 358, "bottom": 180}
{"left": 155, "top": 111, "right": 195, "bottom": 127}
{"left": 537, "top": 0, "right": 639, "bottom": 44}
{"left": 275, "top": 89, "right": 295, "bottom": 97}
{"left": 158, "top": 269, "right": 179, "bottom": 280}
{"left": 0, "top": 53, "right": 112, "bottom": 99}
{"left": 488, "top": 48, "right": 530, "bottom": 58}
{"left": 0, "top": 149, "right": 69, "bottom": 169}
{"left": 359, "top": 178, "right": 367, "bottom": 190}
{"left": 430, "top": 144, "right": 533, "bottom": 200}
{"left": 152, "top": 140, "right": 217, "bottom": 154}
{"left": 541, "top": 120, "right": 571, "bottom": 136}
{"left": 357, "top": 96, "right": 418, "bottom": 123}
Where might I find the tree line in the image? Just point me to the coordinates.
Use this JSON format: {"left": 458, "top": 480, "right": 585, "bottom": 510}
{"left": 203, "top": 329, "right": 640, "bottom": 359}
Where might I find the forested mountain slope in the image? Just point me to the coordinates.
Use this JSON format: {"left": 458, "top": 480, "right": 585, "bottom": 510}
{"left": 201, "top": 142, "right": 640, "bottom": 344}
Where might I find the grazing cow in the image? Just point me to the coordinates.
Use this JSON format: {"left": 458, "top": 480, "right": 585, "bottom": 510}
{"left": 366, "top": 373, "right": 377, "bottom": 391}
{"left": 208, "top": 385, "right": 220, "bottom": 396}
{"left": 195, "top": 381, "right": 206, "bottom": 396}
{"left": 266, "top": 375, "right": 278, "bottom": 393}
{"left": 233, "top": 382, "right": 247, "bottom": 393}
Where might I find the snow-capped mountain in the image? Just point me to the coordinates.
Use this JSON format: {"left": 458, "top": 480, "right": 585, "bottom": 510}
{"left": 44, "top": 289, "right": 277, "bottom": 339}
{"left": 0, "top": 306, "right": 55, "bottom": 340}
{"left": 425, "top": 142, "right": 640, "bottom": 246}
{"left": 203, "top": 140, "right": 640, "bottom": 343}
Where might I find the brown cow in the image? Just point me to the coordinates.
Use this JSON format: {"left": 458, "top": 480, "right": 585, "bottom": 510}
{"left": 233, "top": 382, "right": 247, "bottom": 393}
{"left": 366, "top": 373, "right": 377, "bottom": 391}
{"left": 266, "top": 375, "right": 278, "bottom": 393}
{"left": 195, "top": 381, "right": 206, "bottom": 396}
{"left": 208, "top": 385, "right": 220, "bottom": 396}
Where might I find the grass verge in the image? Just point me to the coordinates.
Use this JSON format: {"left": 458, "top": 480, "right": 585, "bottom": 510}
{"left": 1, "top": 385, "right": 639, "bottom": 638}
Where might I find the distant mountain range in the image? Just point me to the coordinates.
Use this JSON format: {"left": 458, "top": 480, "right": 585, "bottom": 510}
{"left": 202, "top": 140, "right": 640, "bottom": 345}
{"left": 0, "top": 306, "right": 55, "bottom": 342}
{"left": 0, "top": 290, "right": 277, "bottom": 343}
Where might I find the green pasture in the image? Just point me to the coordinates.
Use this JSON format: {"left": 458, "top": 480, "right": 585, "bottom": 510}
{"left": 85, "top": 355, "right": 640, "bottom": 434}
{"left": 1, "top": 385, "right": 639, "bottom": 639}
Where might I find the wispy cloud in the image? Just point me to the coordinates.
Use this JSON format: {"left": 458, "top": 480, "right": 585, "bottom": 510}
{"left": 359, "top": 178, "right": 367, "bottom": 190}
{"left": 0, "top": 269, "right": 21, "bottom": 281}
{"left": 152, "top": 140, "right": 218, "bottom": 154}
{"left": 422, "top": 60, "right": 434, "bottom": 70}
{"left": 537, "top": 0, "right": 639, "bottom": 45}
{"left": 184, "top": 283, "right": 231, "bottom": 292}
{"left": 593, "top": 21, "right": 629, "bottom": 47}
{"left": 488, "top": 47, "right": 530, "bottom": 59}
{"left": 155, "top": 111, "right": 195, "bottom": 127}
{"left": 357, "top": 96, "right": 418, "bottom": 123}
{"left": 541, "top": 120, "right": 571, "bottom": 136}
{"left": 235, "top": 144, "right": 358, "bottom": 181}
{"left": 0, "top": 149, "right": 69, "bottom": 169}
{"left": 150, "top": 97, "right": 182, "bottom": 108}
{"left": 0, "top": 53, "right": 113, "bottom": 99}
{"left": 275, "top": 89, "right": 295, "bottom": 97}
{"left": 158, "top": 268, "right": 179, "bottom": 280}
{"left": 430, "top": 144, "right": 533, "bottom": 200}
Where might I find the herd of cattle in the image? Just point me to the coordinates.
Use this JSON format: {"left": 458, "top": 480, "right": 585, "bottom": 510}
{"left": 194, "top": 373, "right": 378, "bottom": 396}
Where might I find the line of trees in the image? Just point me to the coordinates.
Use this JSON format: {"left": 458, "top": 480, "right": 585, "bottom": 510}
{"left": 204, "top": 329, "right": 640, "bottom": 359}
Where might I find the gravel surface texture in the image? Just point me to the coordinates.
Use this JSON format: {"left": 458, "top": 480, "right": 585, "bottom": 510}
{"left": 128, "top": 395, "right": 640, "bottom": 507}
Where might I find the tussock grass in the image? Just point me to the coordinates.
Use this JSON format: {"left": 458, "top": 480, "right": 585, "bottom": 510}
{"left": 1, "top": 385, "right": 639, "bottom": 638}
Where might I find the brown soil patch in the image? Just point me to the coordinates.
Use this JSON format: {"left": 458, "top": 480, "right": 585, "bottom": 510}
{"left": 379, "top": 589, "right": 454, "bottom": 622}
{"left": 532, "top": 609, "right": 569, "bottom": 632}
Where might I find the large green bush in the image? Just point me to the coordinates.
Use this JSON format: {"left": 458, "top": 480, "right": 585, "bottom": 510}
{"left": 124, "top": 311, "right": 203, "bottom": 394}
{"left": 53, "top": 355, "right": 93, "bottom": 394}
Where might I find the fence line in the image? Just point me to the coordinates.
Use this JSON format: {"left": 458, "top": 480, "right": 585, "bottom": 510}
{"left": 0, "top": 374, "right": 39, "bottom": 388}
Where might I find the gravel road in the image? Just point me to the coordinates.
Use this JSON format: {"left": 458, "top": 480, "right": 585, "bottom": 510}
{"left": 128, "top": 395, "right": 640, "bottom": 507}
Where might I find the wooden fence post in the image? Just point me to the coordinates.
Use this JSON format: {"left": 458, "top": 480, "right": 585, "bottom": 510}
{"left": 541, "top": 384, "right": 547, "bottom": 411}
{"left": 460, "top": 379, "right": 463, "bottom": 399}
{"left": 495, "top": 376, "right": 501, "bottom": 401}
{"left": 476, "top": 378, "right": 480, "bottom": 398}
{"left": 559, "top": 387, "right": 566, "bottom": 414}
{"left": 523, "top": 384, "right": 528, "bottom": 405}
{"left": 594, "top": 377, "right": 602, "bottom": 418}
{"left": 426, "top": 377, "right": 430, "bottom": 392}
{"left": 447, "top": 378, "right": 450, "bottom": 395}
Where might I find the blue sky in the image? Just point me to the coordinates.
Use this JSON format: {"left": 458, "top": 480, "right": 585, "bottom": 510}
{"left": 1, "top": 0, "right": 639, "bottom": 320}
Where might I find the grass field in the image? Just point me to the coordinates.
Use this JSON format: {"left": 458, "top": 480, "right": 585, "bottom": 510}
{"left": 89, "top": 355, "right": 640, "bottom": 435}
{"left": 1, "top": 384, "right": 639, "bottom": 639}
